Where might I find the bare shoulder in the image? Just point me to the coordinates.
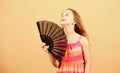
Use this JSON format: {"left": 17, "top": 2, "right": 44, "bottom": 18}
{"left": 80, "top": 35, "right": 89, "bottom": 47}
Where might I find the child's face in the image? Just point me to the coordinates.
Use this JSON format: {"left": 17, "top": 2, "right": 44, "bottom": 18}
{"left": 60, "top": 10, "right": 75, "bottom": 26}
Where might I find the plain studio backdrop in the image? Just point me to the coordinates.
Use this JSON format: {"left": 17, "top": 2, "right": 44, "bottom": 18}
{"left": 0, "top": 0, "right": 120, "bottom": 73}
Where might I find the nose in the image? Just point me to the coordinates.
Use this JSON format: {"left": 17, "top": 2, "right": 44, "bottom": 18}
{"left": 61, "top": 15, "right": 66, "bottom": 19}
{"left": 61, "top": 15, "right": 64, "bottom": 18}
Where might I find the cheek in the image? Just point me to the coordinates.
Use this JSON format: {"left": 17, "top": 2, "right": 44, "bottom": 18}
{"left": 67, "top": 18, "right": 74, "bottom": 23}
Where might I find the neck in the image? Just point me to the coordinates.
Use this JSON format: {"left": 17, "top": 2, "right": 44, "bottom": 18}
{"left": 63, "top": 25, "right": 76, "bottom": 37}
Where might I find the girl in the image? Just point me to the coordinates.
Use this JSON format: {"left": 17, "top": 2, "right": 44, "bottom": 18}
{"left": 41, "top": 8, "right": 91, "bottom": 73}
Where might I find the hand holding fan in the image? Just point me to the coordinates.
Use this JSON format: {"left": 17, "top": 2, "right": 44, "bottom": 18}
{"left": 36, "top": 20, "right": 67, "bottom": 62}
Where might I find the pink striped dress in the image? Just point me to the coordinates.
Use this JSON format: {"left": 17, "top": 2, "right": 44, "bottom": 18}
{"left": 57, "top": 40, "right": 85, "bottom": 73}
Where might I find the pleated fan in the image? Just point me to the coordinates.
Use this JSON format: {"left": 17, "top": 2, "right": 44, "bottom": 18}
{"left": 36, "top": 20, "right": 67, "bottom": 62}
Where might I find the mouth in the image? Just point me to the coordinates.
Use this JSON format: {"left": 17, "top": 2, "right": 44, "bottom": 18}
{"left": 61, "top": 19, "right": 66, "bottom": 21}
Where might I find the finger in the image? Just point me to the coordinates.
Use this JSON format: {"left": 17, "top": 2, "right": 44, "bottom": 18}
{"left": 41, "top": 42, "right": 46, "bottom": 47}
{"left": 44, "top": 45, "right": 49, "bottom": 50}
{"left": 43, "top": 45, "right": 49, "bottom": 52}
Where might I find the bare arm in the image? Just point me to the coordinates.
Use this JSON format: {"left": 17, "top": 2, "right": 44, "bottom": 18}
{"left": 41, "top": 42, "right": 59, "bottom": 68}
{"left": 80, "top": 36, "right": 91, "bottom": 73}
{"left": 48, "top": 53, "right": 59, "bottom": 68}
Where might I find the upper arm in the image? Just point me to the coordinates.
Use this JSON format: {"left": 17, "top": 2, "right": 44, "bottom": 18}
{"left": 80, "top": 36, "right": 91, "bottom": 63}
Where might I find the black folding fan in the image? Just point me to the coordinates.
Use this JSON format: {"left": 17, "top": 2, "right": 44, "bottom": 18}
{"left": 36, "top": 20, "right": 67, "bottom": 62}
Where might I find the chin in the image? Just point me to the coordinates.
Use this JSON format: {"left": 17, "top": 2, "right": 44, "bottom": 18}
{"left": 60, "top": 21, "right": 69, "bottom": 26}
{"left": 60, "top": 24, "right": 64, "bottom": 27}
{"left": 61, "top": 24, "right": 68, "bottom": 29}
{"left": 60, "top": 21, "right": 65, "bottom": 24}
{"left": 60, "top": 22, "right": 68, "bottom": 25}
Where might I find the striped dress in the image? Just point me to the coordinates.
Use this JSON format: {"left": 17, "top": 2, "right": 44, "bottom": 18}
{"left": 57, "top": 40, "right": 85, "bottom": 73}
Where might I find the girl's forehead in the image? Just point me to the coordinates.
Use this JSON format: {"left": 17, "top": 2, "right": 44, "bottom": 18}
{"left": 65, "top": 10, "right": 72, "bottom": 12}
{"left": 61, "top": 10, "right": 73, "bottom": 15}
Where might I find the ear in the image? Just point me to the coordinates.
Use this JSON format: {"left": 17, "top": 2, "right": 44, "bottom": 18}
{"left": 72, "top": 20, "right": 76, "bottom": 25}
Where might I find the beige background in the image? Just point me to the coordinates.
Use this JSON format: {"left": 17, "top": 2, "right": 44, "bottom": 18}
{"left": 1, "top": 0, "right": 120, "bottom": 73}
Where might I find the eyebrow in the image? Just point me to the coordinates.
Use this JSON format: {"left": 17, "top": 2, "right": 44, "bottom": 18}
{"left": 61, "top": 12, "right": 71, "bottom": 16}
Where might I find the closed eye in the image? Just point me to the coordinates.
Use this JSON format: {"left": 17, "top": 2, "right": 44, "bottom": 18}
{"left": 65, "top": 13, "right": 69, "bottom": 16}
